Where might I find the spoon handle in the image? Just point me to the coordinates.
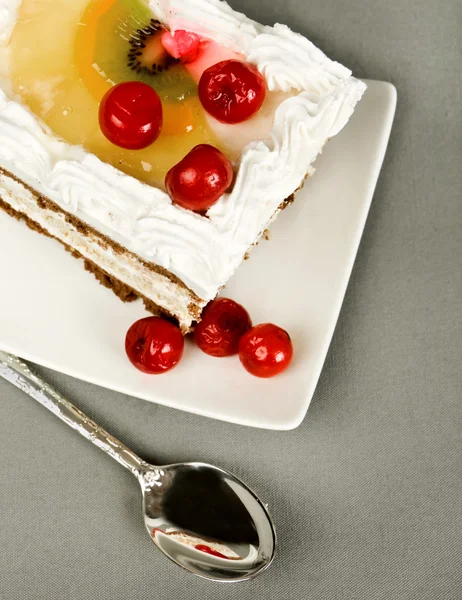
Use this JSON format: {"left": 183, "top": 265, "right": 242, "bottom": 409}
{"left": 0, "top": 351, "right": 148, "bottom": 479}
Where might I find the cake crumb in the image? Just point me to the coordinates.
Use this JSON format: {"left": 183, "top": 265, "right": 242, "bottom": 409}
{"left": 263, "top": 229, "right": 270, "bottom": 241}
{"left": 279, "top": 193, "right": 296, "bottom": 210}
{"left": 244, "top": 252, "right": 250, "bottom": 260}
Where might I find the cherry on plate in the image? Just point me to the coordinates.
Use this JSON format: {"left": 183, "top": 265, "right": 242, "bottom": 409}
{"left": 238, "top": 323, "right": 293, "bottom": 378}
{"left": 194, "top": 298, "right": 252, "bottom": 357}
{"left": 198, "top": 59, "right": 266, "bottom": 124}
{"left": 125, "top": 317, "right": 184, "bottom": 374}
{"left": 99, "top": 81, "right": 163, "bottom": 150}
{"left": 165, "top": 144, "right": 233, "bottom": 212}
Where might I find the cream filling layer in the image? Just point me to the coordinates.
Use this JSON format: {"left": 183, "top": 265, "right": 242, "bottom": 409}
{"left": 0, "top": 173, "right": 201, "bottom": 331}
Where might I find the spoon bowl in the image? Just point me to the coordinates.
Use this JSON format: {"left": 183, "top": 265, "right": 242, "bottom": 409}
{"left": 140, "top": 462, "right": 275, "bottom": 581}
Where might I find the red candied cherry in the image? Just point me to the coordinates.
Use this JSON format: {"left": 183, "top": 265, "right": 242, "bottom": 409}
{"left": 198, "top": 59, "right": 266, "bottom": 124}
{"left": 165, "top": 144, "right": 233, "bottom": 212}
{"left": 125, "top": 317, "right": 184, "bottom": 374}
{"left": 238, "top": 323, "right": 293, "bottom": 378}
{"left": 161, "top": 30, "right": 200, "bottom": 63}
{"left": 194, "top": 298, "right": 252, "bottom": 357}
{"left": 99, "top": 82, "right": 163, "bottom": 150}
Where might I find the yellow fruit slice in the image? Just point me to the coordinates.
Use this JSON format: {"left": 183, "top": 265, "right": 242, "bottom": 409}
{"left": 75, "top": 0, "right": 115, "bottom": 101}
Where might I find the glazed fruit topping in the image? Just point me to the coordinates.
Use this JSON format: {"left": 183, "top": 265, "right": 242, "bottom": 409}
{"left": 125, "top": 317, "right": 184, "bottom": 374}
{"left": 199, "top": 59, "right": 266, "bottom": 124}
{"left": 161, "top": 30, "right": 201, "bottom": 64}
{"left": 238, "top": 323, "right": 293, "bottom": 378}
{"left": 99, "top": 81, "right": 163, "bottom": 149}
{"left": 194, "top": 298, "right": 252, "bottom": 357}
{"left": 165, "top": 144, "right": 234, "bottom": 212}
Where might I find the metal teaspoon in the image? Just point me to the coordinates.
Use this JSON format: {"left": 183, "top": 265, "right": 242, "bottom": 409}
{"left": 0, "top": 351, "right": 276, "bottom": 582}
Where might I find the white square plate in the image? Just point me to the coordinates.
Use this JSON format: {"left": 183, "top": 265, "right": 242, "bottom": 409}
{"left": 0, "top": 80, "right": 396, "bottom": 430}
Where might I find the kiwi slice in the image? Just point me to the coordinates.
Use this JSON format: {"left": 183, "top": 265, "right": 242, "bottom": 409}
{"left": 90, "top": 0, "right": 197, "bottom": 102}
{"left": 127, "top": 18, "right": 179, "bottom": 74}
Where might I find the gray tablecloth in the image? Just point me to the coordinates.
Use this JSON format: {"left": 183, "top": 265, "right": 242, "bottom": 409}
{"left": 1, "top": 1, "right": 461, "bottom": 598}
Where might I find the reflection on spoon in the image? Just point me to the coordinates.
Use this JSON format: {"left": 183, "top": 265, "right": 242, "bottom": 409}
{"left": 152, "top": 529, "right": 243, "bottom": 560}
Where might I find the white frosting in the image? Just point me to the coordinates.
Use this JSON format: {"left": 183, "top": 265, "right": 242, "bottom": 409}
{"left": 0, "top": 0, "right": 366, "bottom": 303}
{"left": 154, "top": 0, "right": 261, "bottom": 51}
{"left": 0, "top": 0, "right": 19, "bottom": 43}
{"left": 246, "top": 24, "right": 351, "bottom": 94}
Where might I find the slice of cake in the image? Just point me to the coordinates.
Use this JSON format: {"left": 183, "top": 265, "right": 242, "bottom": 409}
{"left": 0, "top": 0, "right": 366, "bottom": 332}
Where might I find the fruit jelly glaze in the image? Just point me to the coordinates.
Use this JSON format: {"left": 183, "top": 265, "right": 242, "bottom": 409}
{"left": 8, "top": 0, "right": 291, "bottom": 191}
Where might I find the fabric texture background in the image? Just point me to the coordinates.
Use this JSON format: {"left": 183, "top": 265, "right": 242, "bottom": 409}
{"left": 0, "top": 0, "right": 461, "bottom": 598}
